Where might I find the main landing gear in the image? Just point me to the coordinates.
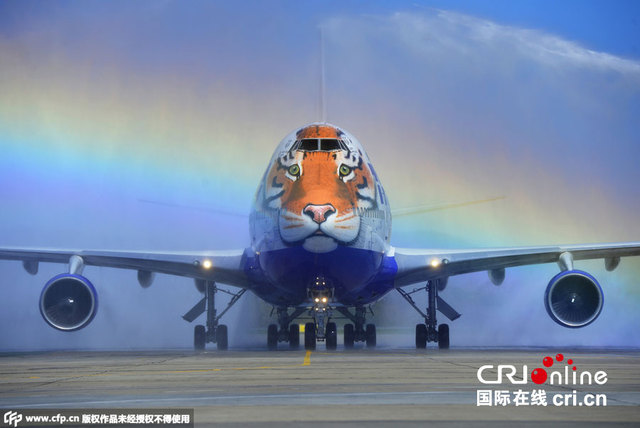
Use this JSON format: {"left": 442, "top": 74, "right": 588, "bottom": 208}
{"left": 267, "top": 306, "right": 307, "bottom": 350}
{"left": 397, "top": 278, "right": 461, "bottom": 350}
{"left": 335, "top": 306, "right": 376, "bottom": 349}
{"left": 267, "top": 305, "right": 376, "bottom": 351}
{"left": 182, "top": 280, "right": 246, "bottom": 350}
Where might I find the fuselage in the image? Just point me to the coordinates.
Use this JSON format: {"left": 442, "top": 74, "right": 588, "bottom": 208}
{"left": 248, "top": 124, "right": 398, "bottom": 306}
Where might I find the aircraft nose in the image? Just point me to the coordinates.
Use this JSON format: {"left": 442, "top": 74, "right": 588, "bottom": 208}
{"left": 303, "top": 204, "right": 336, "bottom": 224}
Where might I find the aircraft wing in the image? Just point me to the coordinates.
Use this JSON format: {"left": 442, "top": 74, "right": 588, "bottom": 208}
{"left": 0, "top": 247, "right": 254, "bottom": 289}
{"left": 392, "top": 242, "right": 640, "bottom": 287}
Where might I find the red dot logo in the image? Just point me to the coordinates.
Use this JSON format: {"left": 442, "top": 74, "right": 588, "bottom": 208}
{"left": 567, "top": 359, "right": 573, "bottom": 365}
{"left": 556, "top": 353, "right": 564, "bottom": 362}
{"left": 543, "top": 356, "right": 553, "bottom": 367}
{"left": 531, "top": 368, "right": 548, "bottom": 384}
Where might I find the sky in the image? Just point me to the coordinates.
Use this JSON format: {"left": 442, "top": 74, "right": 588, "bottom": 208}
{"left": 0, "top": 0, "right": 639, "bottom": 350}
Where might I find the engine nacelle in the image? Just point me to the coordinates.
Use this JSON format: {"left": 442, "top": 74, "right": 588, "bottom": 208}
{"left": 39, "top": 274, "right": 98, "bottom": 331}
{"left": 544, "top": 270, "right": 603, "bottom": 328}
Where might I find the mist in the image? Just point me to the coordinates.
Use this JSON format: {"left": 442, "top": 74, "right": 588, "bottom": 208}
{"left": 1, "top": 2, "right": 639, "bottom": 350}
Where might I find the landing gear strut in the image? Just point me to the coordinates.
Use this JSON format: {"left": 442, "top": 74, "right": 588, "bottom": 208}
{"left": 397, "top": 278, "right": 460, "bottom": 349}
{"left": 267, "top": 306, "right": 306, "bottom": 350}
{"left": 336, "top": 306, "right": 376, "bottom": 349}
{"left": 182, "top": 280, "right": 246, "bottom": 350}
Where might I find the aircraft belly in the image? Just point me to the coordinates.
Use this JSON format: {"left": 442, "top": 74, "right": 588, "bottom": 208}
{"left": 251, "top": 246, "right": 396, "bottom": 306}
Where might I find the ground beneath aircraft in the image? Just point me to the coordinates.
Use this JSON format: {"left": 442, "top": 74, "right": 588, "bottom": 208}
{"left": 1, "top": 348, "right": 639, "bottom": 426}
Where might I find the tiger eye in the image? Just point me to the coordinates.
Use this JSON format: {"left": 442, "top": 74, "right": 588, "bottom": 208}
{"left": 288, "top": 164, "right": 300, "bottom": 176}
{"left": 339, "top": 165, "right": 352, "bottom": 176}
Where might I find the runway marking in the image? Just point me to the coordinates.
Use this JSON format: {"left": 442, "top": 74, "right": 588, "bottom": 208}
{"left": 164, "top": 351, "right": 312, "bottom": 373}
{"left": 18, "top": 351, "right": 315, "bottom": 380}
{"left": 3, "top": 391, "right": 477, "bottom": 408}
{"left": 7, "top": 391, "right": 640, "bottom": 408}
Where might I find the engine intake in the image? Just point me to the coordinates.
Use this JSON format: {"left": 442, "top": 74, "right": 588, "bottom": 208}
{"left": 39, "top": 274, "right": 98, "bottom": 331}
{"left": 544, "top": 270, "right": 603, "bottom": 328}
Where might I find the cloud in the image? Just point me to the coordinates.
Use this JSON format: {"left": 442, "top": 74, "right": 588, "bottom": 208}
{"left": 388, "top": 10, "right": 640, "bottom": 74}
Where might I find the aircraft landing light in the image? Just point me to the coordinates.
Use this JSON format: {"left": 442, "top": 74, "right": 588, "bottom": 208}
{"left": 202, "top": 259, "right": 213, "bottom": 270}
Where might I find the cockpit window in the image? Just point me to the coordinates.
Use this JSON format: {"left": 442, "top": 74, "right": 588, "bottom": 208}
{"left": 320, "top": 139, "right": 340, "bottom": 151}
{"left": 294, "top": 138, "right": 345, "bottom": 152}
{"left": 299, "top": 139, "right": 319, "bottom": 151}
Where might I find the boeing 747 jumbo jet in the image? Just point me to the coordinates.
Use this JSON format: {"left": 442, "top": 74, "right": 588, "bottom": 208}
{"left": 2, "top": 123, "right": 639, "bottom": 350}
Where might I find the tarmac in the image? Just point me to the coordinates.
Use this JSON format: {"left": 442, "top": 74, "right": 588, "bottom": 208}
{"left": 1, "top": 347, "right": 639, "bottom": 427}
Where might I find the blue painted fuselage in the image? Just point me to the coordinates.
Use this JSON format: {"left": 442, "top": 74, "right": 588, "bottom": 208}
{"left": 246, "top": 246, "right": 398, "bottom": 306}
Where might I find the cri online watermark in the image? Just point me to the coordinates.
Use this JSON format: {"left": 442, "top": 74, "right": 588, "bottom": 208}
{"left": 476, "top": 353, "right": 608, "bottom": 407}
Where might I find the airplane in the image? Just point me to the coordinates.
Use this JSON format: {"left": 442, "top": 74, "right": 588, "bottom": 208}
{"left": 1, "top": 122, "right": 639, "bottom": 351}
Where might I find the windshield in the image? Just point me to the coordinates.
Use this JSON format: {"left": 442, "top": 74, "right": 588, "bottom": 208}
{"left": 294, "top": 139, "right": 346, "bottom": 152}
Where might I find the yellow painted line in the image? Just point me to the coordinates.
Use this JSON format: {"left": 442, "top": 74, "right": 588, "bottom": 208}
{"left": 303, "top": 350, "right": 311, "bottom": 366}
{"left": 28, "top": 376, "right": 40, "bottom": 379}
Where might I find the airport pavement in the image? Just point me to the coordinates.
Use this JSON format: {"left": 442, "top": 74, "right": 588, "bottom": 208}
{"left": 1, "top": 347, "right": 639, "bottom": 426}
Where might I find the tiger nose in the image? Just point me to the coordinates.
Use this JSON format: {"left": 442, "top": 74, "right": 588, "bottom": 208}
{"left": 303, "top": 204, "right": 336, "bottom": 224}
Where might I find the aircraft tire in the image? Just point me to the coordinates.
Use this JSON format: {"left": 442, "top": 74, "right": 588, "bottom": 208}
{"left": 415, "top": 324, "right": 427, "bottom": 349}
{"left": 326, "top": 322, "right": 337, "bottom": 350}
{"left": 438, "top": 324, "right": 450, "bottom": 349}
{"left": 365, "top": 323, "right": 376, "bottom": 348}
{"left": 304, "top": 322, "right": 316, "bottom": 350}
{"left": 194, "top": 325, "right": 206, "bottom": 350}
{"left": 267, "top": 324, "right": 278, "bottom": 350}
{"left": 344, "top": 323, "right": 355, "bottom": 349}
{"left": 216, "top": 324, "right": 228, "bottom": 350}
{"left": 289, "top": 324, "right": 300, "bottom": 349}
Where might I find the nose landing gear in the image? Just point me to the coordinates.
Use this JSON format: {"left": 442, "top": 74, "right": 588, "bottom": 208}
{"left": 306, "top": 289, "right": 334, "bottom": 350}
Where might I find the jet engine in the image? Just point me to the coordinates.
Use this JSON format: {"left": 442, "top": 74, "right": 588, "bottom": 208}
{"left": 544, "top": 270, "right": 603, "bottom": 328}
{"left": 39, "top": 274, "right": 98, "bottom": 331}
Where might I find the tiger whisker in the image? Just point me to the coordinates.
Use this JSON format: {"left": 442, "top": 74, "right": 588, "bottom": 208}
{"left": 334, "top": 215, "right": 356, "bottom": 223}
